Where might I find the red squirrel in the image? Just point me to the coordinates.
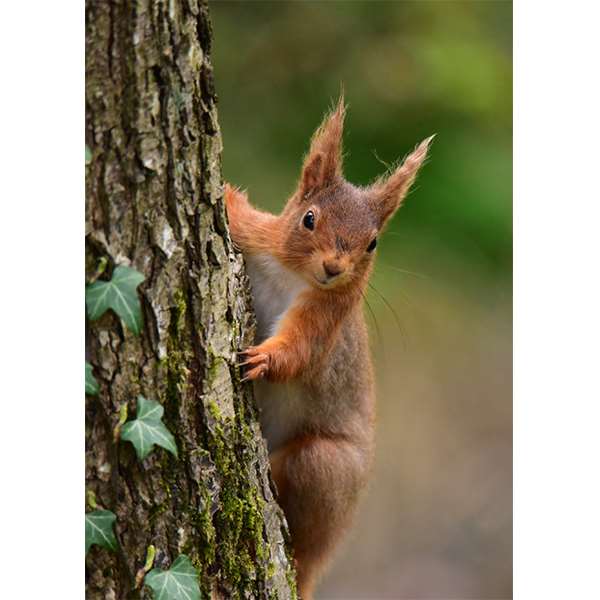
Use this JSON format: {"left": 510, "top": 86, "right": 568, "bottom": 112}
{"left": 225, "top": 97, "right": 432, "bottom": 599}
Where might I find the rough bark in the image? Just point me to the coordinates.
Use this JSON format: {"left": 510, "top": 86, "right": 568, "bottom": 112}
{"left": 85, "top": 1, "right": 296, "bottom": 598}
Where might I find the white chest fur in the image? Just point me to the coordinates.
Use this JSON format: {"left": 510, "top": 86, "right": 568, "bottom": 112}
{"left": 244, "top": 253, "right": 310, "bottom": 341}
{"left": 244, "top": 253, "right": 310, "bottom": 451}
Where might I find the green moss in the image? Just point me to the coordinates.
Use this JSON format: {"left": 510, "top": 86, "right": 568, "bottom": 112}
{"left": 162, "top": 288, "right": 192, "bottom": 415}
{"left": 197, "top": 494, "right": 217, "bottom": 565}
{"left": 286, "top": 565, "right": 299, "bottom": 600}
{"left": 148, "top": 501, "right": 168, "bottom": 526}
{"left": 198, "top": 396, "right": 275, "bottom": 596}
{"left": 207, "top": 398, "right": 222, "bottom": 422}
{"left": 173, "top": 289, "right": 187, "bottom": 334}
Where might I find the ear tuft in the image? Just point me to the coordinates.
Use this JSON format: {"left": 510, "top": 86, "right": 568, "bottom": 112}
{"left": 298, "top": 95, "right": 347, "bottom": 199}
{"left": 369, "top": 135, "right": 434, "bottom": 226}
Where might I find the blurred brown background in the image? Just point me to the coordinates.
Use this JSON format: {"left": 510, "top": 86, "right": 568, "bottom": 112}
{"left": 211, "top": 1, "right": 512, "bottom": 598}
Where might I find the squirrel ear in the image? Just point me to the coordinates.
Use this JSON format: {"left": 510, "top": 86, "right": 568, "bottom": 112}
{"left": 368, "top": 135, "right": 434, "bottom": 227}
{"left": 301, "top": 152, "right": 324, "bottom": 196}
{"left": 298, "top": 95, "right": 346, "bottom": 199}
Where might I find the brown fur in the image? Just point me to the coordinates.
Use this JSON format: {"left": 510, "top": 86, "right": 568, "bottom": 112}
{"left": 225, "top": 97, "right": 432, "bottom": 598}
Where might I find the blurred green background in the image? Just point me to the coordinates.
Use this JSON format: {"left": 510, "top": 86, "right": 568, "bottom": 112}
{"left": 211, "top": 1, "right": 512, "bottom": 598}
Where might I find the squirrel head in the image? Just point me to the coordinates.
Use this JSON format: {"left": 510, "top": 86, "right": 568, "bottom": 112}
{"left": 278, "top": 96, "right": 434, "bottom": 291}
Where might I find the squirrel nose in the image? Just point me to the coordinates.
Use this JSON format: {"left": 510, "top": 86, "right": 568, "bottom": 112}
{"left": 323, "top": 260, "right": 343, "bottom": 279}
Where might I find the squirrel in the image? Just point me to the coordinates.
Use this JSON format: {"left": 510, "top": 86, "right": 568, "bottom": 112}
{"left": 225, "top": 96, "right": 432, "bottom": 599}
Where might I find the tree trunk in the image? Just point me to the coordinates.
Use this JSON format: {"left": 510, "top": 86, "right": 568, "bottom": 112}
{"left": 85, "top": 1, "right": 296, "bottom": 598}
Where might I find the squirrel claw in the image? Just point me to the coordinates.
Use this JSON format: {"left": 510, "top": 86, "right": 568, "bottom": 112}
{"left": 241, "top": 365, "right": 267, "bottom": 382}
{"left": 239, "top": 347, "right": 270, "bottom": 381}
{"left": 239, "top": 352, "right": 268, "bottom": 367}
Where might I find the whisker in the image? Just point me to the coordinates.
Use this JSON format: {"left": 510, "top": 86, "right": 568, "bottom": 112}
{"left": 372, "top": 149, "right": 394, "bottom": 172}
{"left": 377, "top": 259, "right": 429, "bottom": 280}
{"left": 361, "top": 289, "right": 385, "bottom": 358}
{"left": 367, "top": 281, "right": 408, "bottom": 350}
{"left": 372, "top": 269, "right": 415, "bottom": 312}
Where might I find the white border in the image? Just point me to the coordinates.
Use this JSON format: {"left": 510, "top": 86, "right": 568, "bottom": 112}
{"left": 0, "top": 2, "right": 83, "bottom": 597}
{"left": 514, "top": 1, "right": 600, "bottom": 598}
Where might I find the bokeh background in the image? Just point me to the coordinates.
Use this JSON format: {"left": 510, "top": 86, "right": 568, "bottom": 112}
{"left": 211, "top": 1, "right": 512, "bottom": 598}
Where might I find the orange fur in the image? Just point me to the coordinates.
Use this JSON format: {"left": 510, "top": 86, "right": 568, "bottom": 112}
{"left": 225, "top": 97, "right": 432, "bottom": 599}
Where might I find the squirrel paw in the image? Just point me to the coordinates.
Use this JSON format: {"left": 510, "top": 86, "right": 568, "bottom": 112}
{"left": 239, "top": 346, "right": 270, "bottom": 381}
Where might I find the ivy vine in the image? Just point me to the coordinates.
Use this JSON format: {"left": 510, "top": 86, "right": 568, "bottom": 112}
{"left": 85, "top": 259, "right": 195, "bottom": 598}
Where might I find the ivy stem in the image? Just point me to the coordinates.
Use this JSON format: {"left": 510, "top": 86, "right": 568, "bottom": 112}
{"left": 86, "top": 489, "right": 98, "bottom": 510}
{"left": 88, "top": 256, "right": 108, "bottom": 284}
{"left": 113, "top": 403, "right": 129, "bottom": 442}
{"left": 144, "top": 545, "right": 156, "bottom": 572}
{"left": 135, "top": 545, "right": 156, "bottom": 589}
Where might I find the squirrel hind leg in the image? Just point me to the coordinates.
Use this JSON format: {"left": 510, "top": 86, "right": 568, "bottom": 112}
{"left": 270, "top": 434, "right": 369, "bottom": 598}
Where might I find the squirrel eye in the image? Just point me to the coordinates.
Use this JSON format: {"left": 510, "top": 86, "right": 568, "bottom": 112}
{"left": 367, "top": 237, "right": 377, "bottom": 252}
{"left": 303, "top": 210, "right": 315, "bottom": 230}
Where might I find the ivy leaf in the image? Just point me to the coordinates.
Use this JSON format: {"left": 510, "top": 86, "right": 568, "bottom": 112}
{"left": 121, "top": 396, "right": 178, "bottom": 460}
{"left": 145, "top": 555, "right": 201, "bottom": 600}
{"left": 85, "top": 362, "right": 99, "bottom": 396}
{"left": 85, "top": 510, "right": 118, "bottom": 554}
{"left": 85, "top": 145, "right": 92, "bottom": 165}
{"left": 86, "top": 265, "right": 145, "bottom": 335}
